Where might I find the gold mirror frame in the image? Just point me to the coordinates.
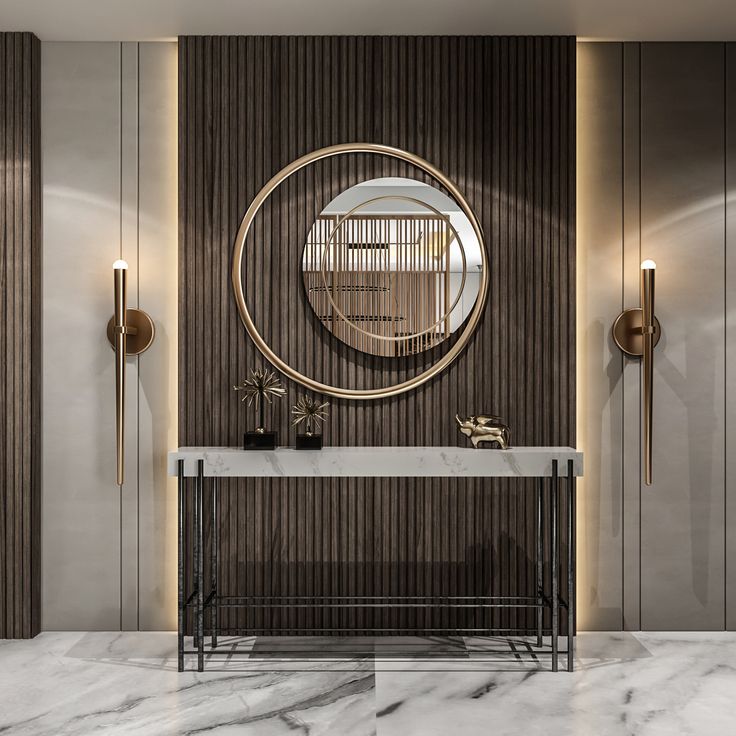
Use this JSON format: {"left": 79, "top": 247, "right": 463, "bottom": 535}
{"left": 231, "top": 143, "right": 490, "bottom": 400}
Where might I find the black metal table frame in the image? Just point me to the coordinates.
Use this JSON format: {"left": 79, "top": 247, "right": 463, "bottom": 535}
{"left": 177, "top": 459, "right": 576, "bottom": 673}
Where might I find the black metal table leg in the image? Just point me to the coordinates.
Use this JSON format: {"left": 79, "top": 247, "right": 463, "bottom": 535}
{"left": 567, "top": 459, "right": 576, "bottom": 672}
{"left": 536, "top": 477, "right": 543, "bottom": 648}
{"left": 211, "top": 477, "right": 218, "bottom": 649}
{"left": 177, "top": 460, "right": 184, "bottom": 672}
{"left": 551, "top": 460, "right": 559, "bottom": 672}
{"left": 193, "top": 464, "right": 199, "bottom": 651}
{"left": 197, "top": 459, "right": 205, "bottom": 672}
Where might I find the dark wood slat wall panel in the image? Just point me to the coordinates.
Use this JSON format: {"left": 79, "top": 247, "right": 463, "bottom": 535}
{"left": 0, "top": 32, "right": 41, "bottom": 640}
{"left": 179, "top": 36, "right": 575, "bottom": 634}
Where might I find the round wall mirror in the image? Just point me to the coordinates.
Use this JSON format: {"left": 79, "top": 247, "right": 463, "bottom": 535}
{"left": 301, "top": 178, "right": 484, "bottom": 357}
{"left": 232, "top": 143, "right": 489, "bottom": 399}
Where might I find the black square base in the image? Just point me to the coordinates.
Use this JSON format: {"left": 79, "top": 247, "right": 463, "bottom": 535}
{"left": 296, "top": 434, "right": 323, "bottom": 450}
{"left": 244, "top": 431, "right": 278, "bottom": 450}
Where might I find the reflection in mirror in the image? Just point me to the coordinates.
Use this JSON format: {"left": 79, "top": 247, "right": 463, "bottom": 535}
{"left": 301, "top": 177, "right": 484, "bottom": 356}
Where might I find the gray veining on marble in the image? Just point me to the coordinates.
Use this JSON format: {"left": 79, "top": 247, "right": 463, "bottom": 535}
{"left": 1, "top": 632, "right": 735, "bottom": 735}
{"left": 167, "top": 446, "right": 583, "bottom": 479}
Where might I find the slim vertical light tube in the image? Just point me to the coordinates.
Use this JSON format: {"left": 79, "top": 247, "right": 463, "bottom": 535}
{"left": 640, "top": 260, "right": 656, "bottom": 485}
{"left": 113, "top": 259, "right": 128, "bottom": 486}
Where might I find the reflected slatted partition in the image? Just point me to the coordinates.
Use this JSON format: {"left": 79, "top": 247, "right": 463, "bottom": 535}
{"left": 178, "top": 36, "right": 575, "bottom": 636}
{"left": 303, "top": 214, "right": 451, "bottom": 356}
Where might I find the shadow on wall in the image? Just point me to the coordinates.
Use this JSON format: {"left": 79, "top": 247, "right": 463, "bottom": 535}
{"left": 584, "top": 191, "right": 726, "bottom": 620}
{"left": 581, "top": 318, "right": 624, "bottom": 624}
{"left": 191, "top": 513, "right": 570, "bottom": 636}
{"left": 654, "top": 331, "right": 717, "bottom": 607}
{"left": 642, "top": 192, "right": 724, "bottom": 611}
{"left": 140, "top": 321, "right": 176, "bottom": 626}
{"left": 45, "top": 182, "right": 177, "bottom": 629}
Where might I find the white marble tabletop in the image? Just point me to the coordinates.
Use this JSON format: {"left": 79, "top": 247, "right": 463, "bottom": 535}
{"left": 168, "top": 446, "right": 583, "bottom": 478}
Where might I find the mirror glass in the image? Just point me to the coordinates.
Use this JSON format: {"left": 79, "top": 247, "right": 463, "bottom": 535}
{"left": 301, "top": 177, "right": 484, "bottom": 356}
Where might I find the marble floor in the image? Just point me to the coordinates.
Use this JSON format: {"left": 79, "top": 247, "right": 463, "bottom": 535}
{"left": 0, "top": 632, "right": 734, "bottom": 735}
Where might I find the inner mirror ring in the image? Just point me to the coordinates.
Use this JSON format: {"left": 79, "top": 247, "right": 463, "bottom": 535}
{"left": 231, "top": 142, "right": 490, "bottom": 400}
{"left": 317, "top": 194, "right": 468, "bottom": 343}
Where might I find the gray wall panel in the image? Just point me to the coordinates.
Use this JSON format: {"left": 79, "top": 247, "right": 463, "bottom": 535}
{"left": 726, "top": 43, "right": 736, "bottom": 631}
{"left": 42, "top": 42, "right": 177, "bottom": 631}
{"left": 579, "top": 41, "right": 732, "bottom": 630}
{"left": 622, "top": 41, "right": 643, "bottom": 631}
{"left": 137, "top": 42, "right": 178, "bottom": 631}
{"left": 576, "top": 41, "right": 625, "bottom": 630}
{"left": 42, "top": 42, "right": 124, "bottom": 630}
{"left": 639, "top": 43, "right": 725, "bottom": 630}
{"left": 120, "top": 41, "right": 141, "bottom": 632}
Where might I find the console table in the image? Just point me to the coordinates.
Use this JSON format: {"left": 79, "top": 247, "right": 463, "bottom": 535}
{"left": 168, "top": 446, "right": 583, "bottom": 673}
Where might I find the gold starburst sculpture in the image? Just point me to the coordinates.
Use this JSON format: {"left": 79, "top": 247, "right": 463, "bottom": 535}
{"left": 234, "top": 368, "right": 286, "bottom": 431}
{"left": 291, "top": 395, "right": 329, "bottom": 436}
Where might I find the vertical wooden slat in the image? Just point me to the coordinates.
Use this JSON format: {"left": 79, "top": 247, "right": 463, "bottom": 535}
{"left": 0, "top": 32, "right": 41, "bottom": 639}
{"left": 178, "top": 35, "right": 575, "bottom": 635}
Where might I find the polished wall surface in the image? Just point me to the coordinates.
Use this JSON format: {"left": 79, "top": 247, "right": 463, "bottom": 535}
{"left": 41, "top": 42, "right": 177, "bottom": 630}
{"left": 578, "top": 42, "right": 734, "bottom": 630}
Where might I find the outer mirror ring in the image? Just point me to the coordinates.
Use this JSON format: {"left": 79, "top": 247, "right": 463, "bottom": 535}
{"left": 231, "top": 142, "right": 489, "bottom": 400}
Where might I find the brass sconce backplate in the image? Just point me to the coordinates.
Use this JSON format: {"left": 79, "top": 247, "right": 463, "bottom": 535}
{"left": 612, "top": 308, "right": 661, "bottom": 357}
{"left": 106, "top": 308, "right": 156, "bottom": 355}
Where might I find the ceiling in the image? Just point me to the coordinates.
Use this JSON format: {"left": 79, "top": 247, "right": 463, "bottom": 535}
{"left": 2, "top": 0, "right": 736, "bottom": 41}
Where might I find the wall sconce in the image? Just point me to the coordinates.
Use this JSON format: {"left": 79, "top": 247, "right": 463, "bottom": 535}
{"left": 106, "top": 260, "right": 155, "bottom": 485}
{"left": 612, "top": 260, "right": 662, "bottom": 485}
